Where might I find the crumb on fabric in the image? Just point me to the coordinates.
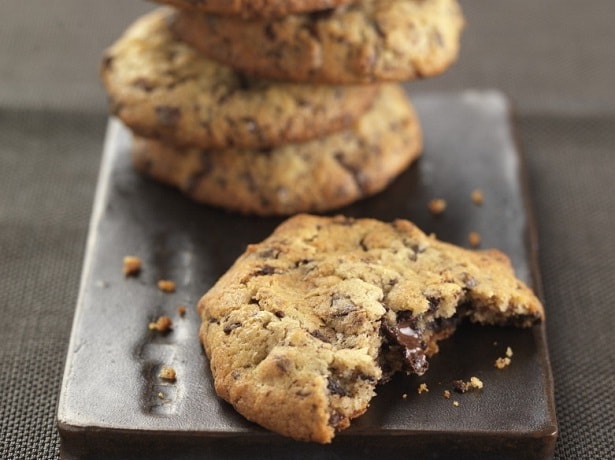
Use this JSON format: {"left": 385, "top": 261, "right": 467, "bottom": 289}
{"left": 443, "top": 390, "right": 451, "bottom": 399}
{"left": 149, "top": 315, "right": 172, "bottom": 332}
{"left": 453, "top": 400, "right": 459, "bottom": 407}
{"left": 417, "top": 383, "right": 429, "bottom": 394}
{"left": 506, "top": 346, "right": 514, "bottom": 358}
{"left": 402, "top": 393, "right": 408, "bottom": 399}
{"left": 159, "top": 366, "right": 176, "bottom": 382}
{"left": 471, "top": 189, "right": 484, "bottom": 205}
{"left": 158, "top": 279, "right": 176, "bottom": 293}
{"left": 177, "top": 305, "right": 187, "bottom": 316}
{"left": 428, "top": 198, "right": 447, "bottom": 215}
{"left": 468, "top": 231, "right": 481, "bottom": 247}
{"left": 123, "top": 256, "right": 142, "bottom": 277}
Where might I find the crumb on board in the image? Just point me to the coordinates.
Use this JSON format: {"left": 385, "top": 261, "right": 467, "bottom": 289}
{"left": 123, "top": 256, "right": 142, "bottom": 277}
{"left": 443, "top": 390, "right": 451, "bottom": 399}
{"left": 417, "top": 383, "right": 429, "bottom": 394}
{"left": 468, "top": 231, "right": 481, "bottom": 247}
{"left": 506, "top": 346, "right": 514, "bottom": 358}
{"left": 471, "top": 189, "right": 484, "bottom": 205}
{"left": 453, "top": 377, "right": 484, "bottom": 393}
{"left": 452, "top": 380, "right": 469, "bottom": 393}
{"left": 149, "top": 315, "right": 172, "bottom": 332}
{"left": 428, "top": 198, "right": 447, "bottom": 215}
{"left": 495, "top": 357, "right": 512, "bottom": 369}
{"left": 157, "top": 279, "right": 176, "bottom": 293}
{"left": 159, "top": 365, "right": 176, "bottom": 382}
{"left": 177, "top": 305, "right": 187, "bottom": 316}
{"left": 453, "top": 400, "right": 460, "bottom": 407}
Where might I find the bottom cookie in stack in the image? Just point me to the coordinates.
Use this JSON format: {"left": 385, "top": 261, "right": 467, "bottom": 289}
{"left": 131, "top": 84, "right": 422, "bottom": 216}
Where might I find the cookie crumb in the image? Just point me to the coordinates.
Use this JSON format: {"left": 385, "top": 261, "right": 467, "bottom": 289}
{"left": 402, "top": 393, "right": 408, "bottom": 399}
{"left": 471, "top": 189, "right": 484, "bottom": 205}
{"left": 506, "top": 346, "right": 514, "bottom": 358}
{"left": 177, "top": 305, "right": 187, "bottom": 316}
{"left": 453, "top": 377, "right": 483, "bottom": 393}
{"left": 158, "top": 392, "right": 165, "bottom": 399}
{"left": 158, "top": 279, "right": 176, "bottom": 293}
{"left": 159, "top": 366, "right": 176, "bottom": 382}
{"left": 149, "top": 315, "right": 172, "bottom": 332}
{"left": 443, "top": 390, "right": 451, "bottom": 399}
{"left": 417, "top": 383, "right": 429, "bottom": 394}
{"left": 123, "top": 256, "right": 142, "bottom": 277}
{"left": 468, "top": 231, "right": 481, "bottom": 247}
{"left": 428, "top": 198, "right": 447, "bottom": 215}
{"left": 453, "top": 400, "right": 460, "bottom": 407}
{"left": 452, "top": 379, "right": 469, "bottom": 393}
{"left": 495, "top": 357, "right": 512, "bottom": 369}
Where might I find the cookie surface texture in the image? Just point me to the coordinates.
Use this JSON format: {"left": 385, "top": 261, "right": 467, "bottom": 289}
{"left": 151, "top": 0, "right": 356, "bottom": 19}
{"left": 171, "top": 0, "right": 465, "bottom": 84}
{"left": 198, "top": 214, "right": 544, "bottom": 442}
{"left": 131, "top": 84, "right": 422, "bottom": 216}
{"left": 101, "top": 8, "right": 378, "bottom": 149}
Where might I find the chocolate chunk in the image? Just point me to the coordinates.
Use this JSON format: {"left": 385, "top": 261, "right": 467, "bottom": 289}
{"left": 101, "top": 54, "right": 114, "bottom": 71}
{"left": 427, "top": 296, "right": 441, "bottom": 312}
{"left": 327, "top": 377, "right": 347, "bottom": 396}
{"left": 155, "top": 105, "right": 181, "bottom": 126}
{"left": 330, "top": 294, "right": 356, "bottom": 317}
{"left": 308, "top": 8, "right": 336, "bottom": 22}
{"left": 132, "top": 78, "right": 154, "bottom": 92}
{"left": 223, "top": 322, "right": 241, "bottom": 334}
{"left": 334, "top": 152, "right": 369, "bottom": 193}
{"left": 310, "top": 330, "right": 331, "bottom": 343}
{"left": 328, "top": 411, "right": 344, "bottom": 428}
{"left": 256, "top": 247, "right": 280, "bottom": 259}
{"left": 184, "top": 172, "right": 204, "bottom": 194}
{"left": 264, "top": 23, "right": 277, "bottom": 41}
{"left": 253, "top": 265, "right": 277, "bottom": 276}
{"left": 452, "top": 380, "right": 469, "bottom": 393}
{"left": 274, "top": 356, "right": 291, "bottom": 373}
{"left": 382, "top": 315, "right": 429, "bottom": 375}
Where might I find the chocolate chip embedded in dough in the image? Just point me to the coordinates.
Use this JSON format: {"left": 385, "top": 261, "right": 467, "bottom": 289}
{"left": 155, "top": 105, "right": 181, "bottom": 126}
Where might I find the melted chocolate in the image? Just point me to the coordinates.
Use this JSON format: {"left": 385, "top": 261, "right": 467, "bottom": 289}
{"left": 382, "top": 317, "right": 428, "bottom": 376}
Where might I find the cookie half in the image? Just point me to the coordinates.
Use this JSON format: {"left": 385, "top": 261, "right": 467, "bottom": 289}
{"left": 131, "top": 84, "right": 422, "bottom": 215}
{"left": 150, "top": 0, "right": 356, "bottom": 19}
{"left": 101, "top": 8, "right": 378, "bottom": 149}
{"left": 198, "top": 214, "right": 544, "bottom": 442}
{"left": 171, "top": 0, "right": 464, "bottom": 84}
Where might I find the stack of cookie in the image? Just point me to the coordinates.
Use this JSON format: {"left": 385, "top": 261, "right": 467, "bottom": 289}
{"left": 101, "top": 1, "right": 464, "bottom": 215}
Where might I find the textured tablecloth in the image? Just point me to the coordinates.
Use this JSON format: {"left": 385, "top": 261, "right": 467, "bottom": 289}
{"left": 1, "top": 1, "right": 613, "bottom": 458}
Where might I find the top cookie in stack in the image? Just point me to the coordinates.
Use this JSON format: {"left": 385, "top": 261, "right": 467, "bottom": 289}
{"left": 100, "top": 1, "right": 464, "bottom": 215}
{"left": 168, "top": 0, "right": 464, "bottom": 84}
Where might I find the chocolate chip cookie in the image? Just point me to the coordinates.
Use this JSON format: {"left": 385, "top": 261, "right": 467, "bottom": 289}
{"left": 198, "top": 214, "right": 544, "bottom": 442}
{"left": 131, "top": 84, "right": 422, "bottom": 215}
{"left": 101, "top": 8, "right": 378, "bottom": 149}
{"left": 171, "top": 0, "right": 465, "bottom": 84}
{"left": 151, "top": 0, "right": 356, "bottom": 19}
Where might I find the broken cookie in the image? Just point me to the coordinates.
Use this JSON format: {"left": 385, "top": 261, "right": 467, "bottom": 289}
{"left": 197, "top": 214, "right": 543, "bottom": 443}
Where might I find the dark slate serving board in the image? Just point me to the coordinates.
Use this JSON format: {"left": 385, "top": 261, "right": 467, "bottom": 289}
{"left": 57, "top": 91, "right": 557, "bottom": 459}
